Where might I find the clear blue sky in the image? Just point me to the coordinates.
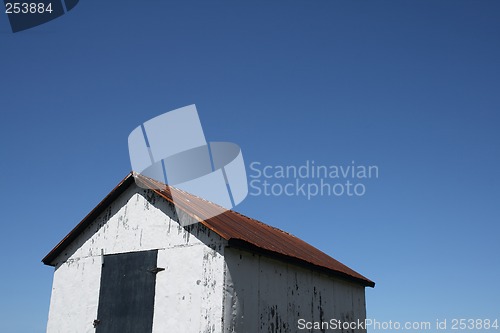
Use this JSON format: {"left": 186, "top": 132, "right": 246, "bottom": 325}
{"left": 1, "top": 1, "right": 499, "bottom": 332}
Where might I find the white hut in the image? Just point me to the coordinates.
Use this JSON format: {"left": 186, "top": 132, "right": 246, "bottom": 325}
{"left": 43, "top": 173, "right": 374, "bottom": 333}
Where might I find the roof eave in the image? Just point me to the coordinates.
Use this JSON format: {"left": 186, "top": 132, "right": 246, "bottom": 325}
{"left": 227, "top": 238, "right": 375, "bottom": 288}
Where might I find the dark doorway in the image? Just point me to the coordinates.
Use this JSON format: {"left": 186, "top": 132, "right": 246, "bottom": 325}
{"left": 95, "top": 250, "right": 158, "bottom": 333}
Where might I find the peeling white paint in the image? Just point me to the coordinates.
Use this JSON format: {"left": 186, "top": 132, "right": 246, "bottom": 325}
{"left": 46, "top": 184, "right": 226, "bottom": 333}
{"left": 223, "top": 248, "right": 367, "bottom": 333}
{"left": 46, "top": 183, "right": 368, "bottom": 333}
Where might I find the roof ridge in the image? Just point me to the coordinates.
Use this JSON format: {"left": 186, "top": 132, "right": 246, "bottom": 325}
{"left": 229, "top": 209, "right": 301, "bottom": 239}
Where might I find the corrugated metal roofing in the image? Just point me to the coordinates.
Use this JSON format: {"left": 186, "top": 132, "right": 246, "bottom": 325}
{"left": 42, "top": 172, "right": 374, "bottom": 287}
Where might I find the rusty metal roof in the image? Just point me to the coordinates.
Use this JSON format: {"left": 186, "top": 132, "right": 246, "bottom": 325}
{"left": 42, "top": 172, "right": 374, "bottom": 287}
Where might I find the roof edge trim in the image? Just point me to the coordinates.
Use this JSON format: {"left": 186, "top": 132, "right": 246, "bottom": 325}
{"left": 227, "top": 238, "right": 375, "bottom": 288}
{"left": 42, "top": 173, "right": 135, "bottom": 266}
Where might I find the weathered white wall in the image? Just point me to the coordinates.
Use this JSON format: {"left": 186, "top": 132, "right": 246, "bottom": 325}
{"left": 46, "top": 184, "right": 227, "bottom": 333}
{"left": 46, "top": 183, "right": 367, "bottom": 333}
{"left": 223, "top": 248, "right": 367, "bottom": 333}
{"left": 46, "top": 255, "right": 102, "bottom": 333}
